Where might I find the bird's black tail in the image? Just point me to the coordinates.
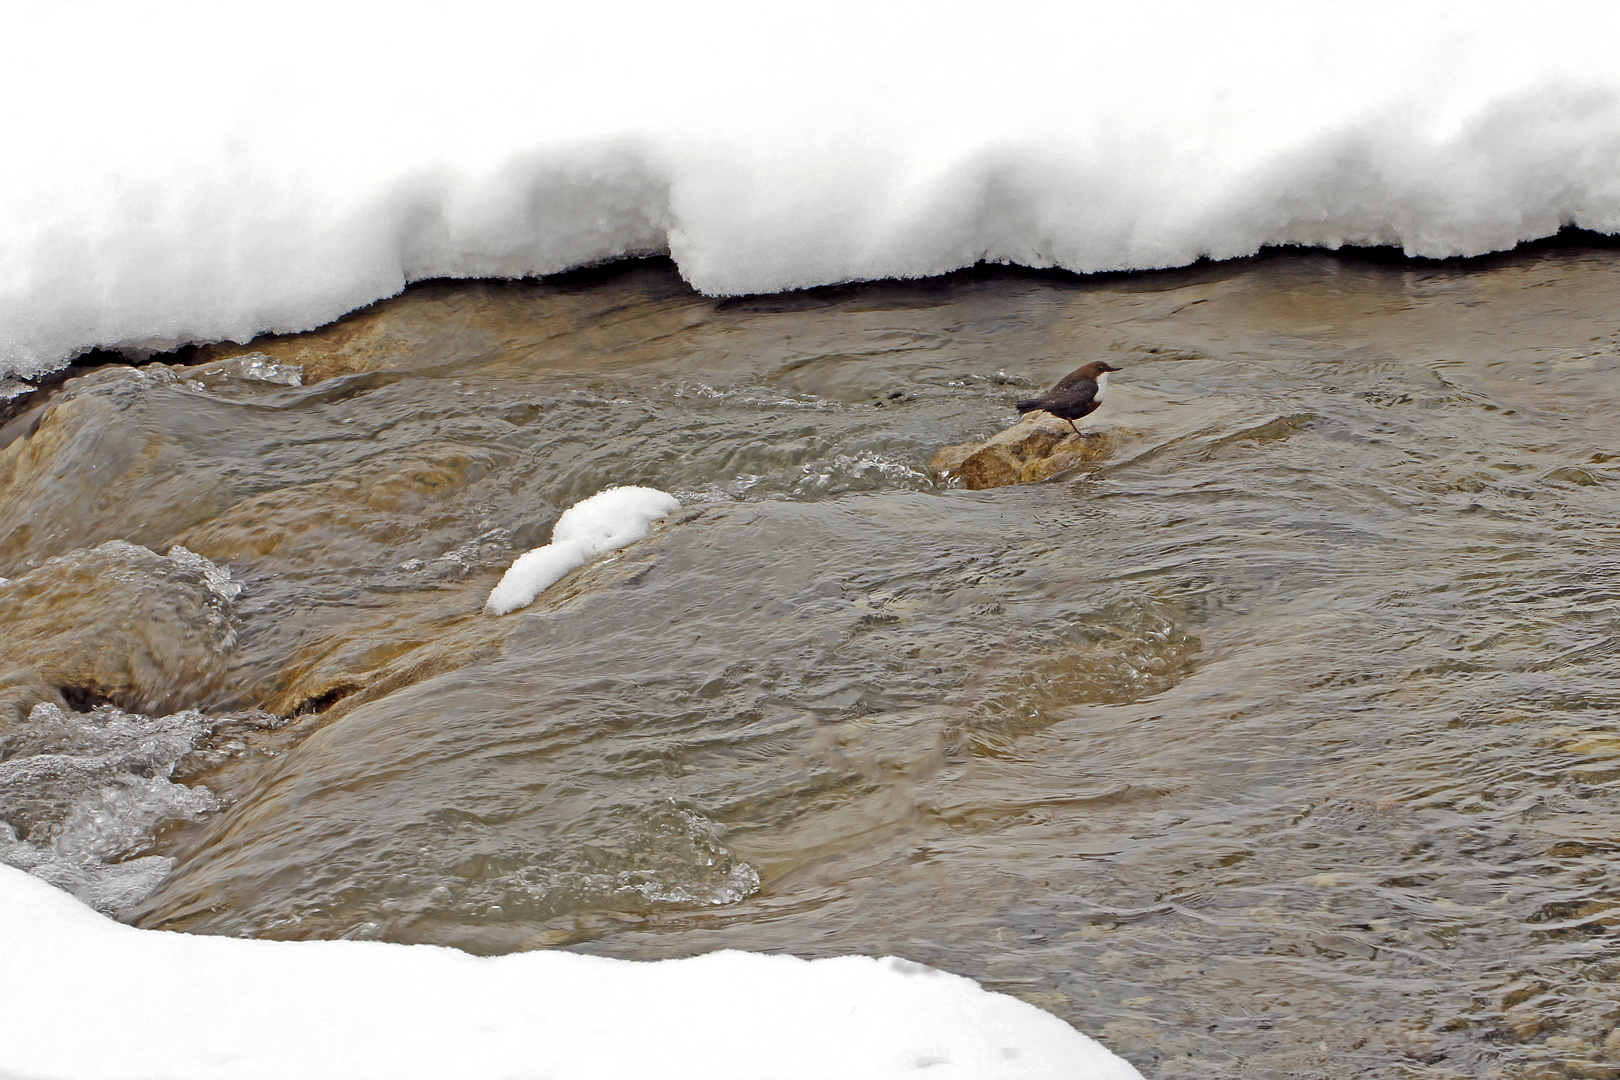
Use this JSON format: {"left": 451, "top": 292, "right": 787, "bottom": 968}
{"left": 1014, "top": 398, "right": 1042, "bottom": 413}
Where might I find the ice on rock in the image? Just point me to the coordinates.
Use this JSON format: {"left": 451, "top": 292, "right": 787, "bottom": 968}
{"left": 4, "top": 4, "right": 1620, "bottom": 377}
{"left": 183, "top": 352, "right": 304, "bottom": 389}
{"left": 485, "top": 486, "right": 682, "bottom": 615}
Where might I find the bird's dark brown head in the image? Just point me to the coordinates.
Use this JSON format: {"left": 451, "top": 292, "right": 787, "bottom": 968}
{"left": 1082, "top": 361, "right": 1121, "bottom": 375}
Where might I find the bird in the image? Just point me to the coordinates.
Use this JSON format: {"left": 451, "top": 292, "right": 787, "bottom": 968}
{"left": 1014, "top": 361, "right": 1120, "bottom": 436}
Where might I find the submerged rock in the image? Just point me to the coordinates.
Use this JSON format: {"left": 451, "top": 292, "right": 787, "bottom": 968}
{"left": 0, "top": 542, "right": 241, "bottom": 727}
{"left": 931, "top": 415, "right": 1120, "bottom": 489}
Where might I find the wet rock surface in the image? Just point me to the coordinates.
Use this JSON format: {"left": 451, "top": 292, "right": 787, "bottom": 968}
{"left": 0, "top": 542, "right": 241, "bottom": 727}
{"left": 186, "top": 271, "right": 715, "bottom": 384}
{"left": 931, "top": 414, "right": 1123, "bottom": 488}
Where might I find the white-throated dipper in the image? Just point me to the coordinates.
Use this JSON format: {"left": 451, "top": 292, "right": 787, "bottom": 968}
{"left": 1014, "top": 361, "right": 1120, "bottom": 435}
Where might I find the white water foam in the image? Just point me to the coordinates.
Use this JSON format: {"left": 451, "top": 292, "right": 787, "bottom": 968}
{"left": 0, "top": 703, "right": 235, "bottom": 916}
{"left": 4, "top": 2, "right": 1620, "bottom": 378}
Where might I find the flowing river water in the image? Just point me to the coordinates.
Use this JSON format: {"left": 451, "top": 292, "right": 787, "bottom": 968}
{"left": 4, "top": 247, "right": 1620, "bottom": 1078}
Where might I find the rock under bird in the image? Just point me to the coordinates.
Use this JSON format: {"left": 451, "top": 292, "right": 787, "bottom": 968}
{"left": 1014, "top": 361, "right": 1120, "bottom": 435}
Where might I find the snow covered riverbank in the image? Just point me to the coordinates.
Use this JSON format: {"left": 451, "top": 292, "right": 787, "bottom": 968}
{"left": 5, "top": 1, "right": 1620, "bottom": 377}
{"left": 0, "top": 865, "right": 1141, "bottom": 1080}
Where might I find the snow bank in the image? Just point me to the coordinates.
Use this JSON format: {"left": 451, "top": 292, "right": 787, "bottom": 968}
{"left": 486, "top": 486, "right": 681, "bottom": 615}
{"left": 0, "top": 865, "right": 1141, "bottom": 1080}
{"left": 4, "top": 2, "right": 1620, "bottom": 377}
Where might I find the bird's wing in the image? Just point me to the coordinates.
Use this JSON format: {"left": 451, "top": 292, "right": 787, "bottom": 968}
{"left": 1045, "top": 393, "right": 1099, "bottom": 420}
{"left": 1045, "top": 376, "right": 1099, "bottom": 409}
{"left": 1049, "top": 369, "right": 1099, "bottom": 396}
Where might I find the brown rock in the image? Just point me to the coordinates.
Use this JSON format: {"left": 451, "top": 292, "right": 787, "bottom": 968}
{"left": 185, "top": 269, "right": 711, "bottom": 385}
{"left": 0, "top": 541, "right": 241, "bottom": 726}
{"left": 932, "top": 414, "right": 1119, "bottom": 489}
{"left": 261, "top": 598, "right": 507, "bottom": 721}
{"left": 1504, "top": 1006, "right": 1545, "bottom": 1041}
{"left": 0, "top": 366, "right": 248, "bottom": 574}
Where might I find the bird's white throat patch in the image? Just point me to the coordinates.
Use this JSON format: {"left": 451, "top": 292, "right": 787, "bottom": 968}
{"left": 1094, "top": 372, "right": 1109, "bottom": 402}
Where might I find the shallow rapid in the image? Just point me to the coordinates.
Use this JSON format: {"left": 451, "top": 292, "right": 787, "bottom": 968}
{"left": 3, "top": 249, "right": 1620, "bottom": 1078}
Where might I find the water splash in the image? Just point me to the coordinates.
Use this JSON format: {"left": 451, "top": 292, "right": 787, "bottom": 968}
{"left": 0, "top": 703, "right": 274, "bottom": 915}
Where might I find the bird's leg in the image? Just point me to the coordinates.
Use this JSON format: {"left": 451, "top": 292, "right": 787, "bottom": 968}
{"left": 1067, "top": 418, "right": 1082, "bottom": 437}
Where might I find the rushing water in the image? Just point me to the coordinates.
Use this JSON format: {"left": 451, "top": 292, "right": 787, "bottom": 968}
{"left": 4, "top": 249, "right": 1620, "bottom": 1078}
